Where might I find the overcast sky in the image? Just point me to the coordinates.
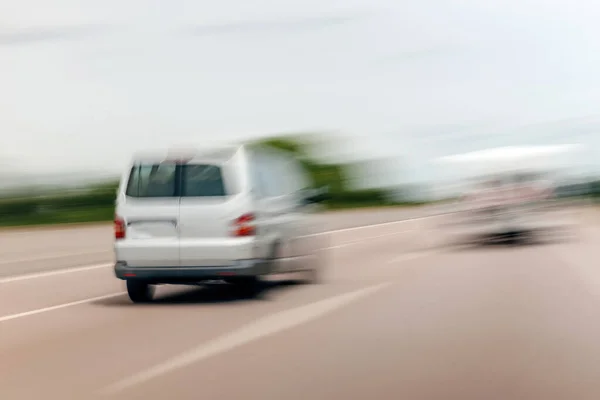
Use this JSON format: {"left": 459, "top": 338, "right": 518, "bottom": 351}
{"left": 1, "top": 0, "right": 600, "bottom": 182}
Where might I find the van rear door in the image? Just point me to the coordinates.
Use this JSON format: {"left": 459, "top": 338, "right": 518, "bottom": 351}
{"left": 115, "top": 162, "right": 181, "bottom": 267}
{"left": 178, "top": 161, "right": 252, "bottom": 267}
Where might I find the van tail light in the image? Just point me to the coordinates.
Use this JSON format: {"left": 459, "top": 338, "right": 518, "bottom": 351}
{"left": 114, "top": 216, "right": 126, "bottom": 239}
{"left": 232, "top": 213, "right": 256, "bottom": 237}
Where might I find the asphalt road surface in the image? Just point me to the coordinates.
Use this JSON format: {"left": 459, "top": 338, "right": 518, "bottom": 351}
{"left": 0, "top": 206, "right": 435, "bottom": 278}
{"left": 1, "top": 206, "right": 599, "bottom": 400}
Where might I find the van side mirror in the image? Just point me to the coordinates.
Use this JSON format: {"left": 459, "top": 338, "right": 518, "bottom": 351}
{"left": 303, "top": 186, "right": 330, "bottom": 204}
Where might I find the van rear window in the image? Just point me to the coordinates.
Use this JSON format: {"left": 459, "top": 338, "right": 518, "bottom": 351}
{"left": 125, "top": 163, "right": 228, "bottom": 198}
{"left": 181, "top": 164, "right": 226, "bottom": 197}
{"left": 126, "top": 163, "right": 177, "bottom": 197}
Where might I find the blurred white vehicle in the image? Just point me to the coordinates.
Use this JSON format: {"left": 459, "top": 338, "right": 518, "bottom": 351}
{"left": 435, "top": 145, "right": 581, "bottom": 244}
{"left": 113, "top": 144, "right": 328, "bottom": 303}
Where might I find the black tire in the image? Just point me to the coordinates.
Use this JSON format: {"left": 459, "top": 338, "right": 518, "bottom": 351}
{"left": 231, "top": 276, "right": 261, "bottom": 297}
{"left": 126, "top": 280, "right": 155, "bottom": 303}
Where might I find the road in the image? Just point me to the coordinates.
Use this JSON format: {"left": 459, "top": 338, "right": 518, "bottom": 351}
{"left": 1, "top": 206, "right": 599, "bottom": 399}
{"left": 0, "top": 206, "right": 433, "bottom": 279}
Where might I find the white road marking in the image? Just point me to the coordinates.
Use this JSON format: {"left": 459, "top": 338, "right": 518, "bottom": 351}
{"left": 328, "top": 244, "right": 351, "bottom": 249}
{"left": 328, "top": 230, "right": 409, "bottom": 249}
{"left": 102, "top": 282, "right": 391, "bottom": 395}
{"left": 0, "top": 263, "right": 113, "bottom": 284}
{"left": 313, "top": 215, "right": 432, "bottom": 236}
{"left": 0, "top": 292, "right": 126, "bottom": 323}
{"left": 0, "top": 250, "right": 109, "bottom": 265}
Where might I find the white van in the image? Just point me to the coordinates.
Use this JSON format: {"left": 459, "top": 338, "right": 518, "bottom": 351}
{"left": 113, "top": 144, "right": 328, "bottom": 302}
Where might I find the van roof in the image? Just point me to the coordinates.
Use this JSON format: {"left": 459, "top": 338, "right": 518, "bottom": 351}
{"left": 131, "top": 144, "right": 244, "bottom": 164}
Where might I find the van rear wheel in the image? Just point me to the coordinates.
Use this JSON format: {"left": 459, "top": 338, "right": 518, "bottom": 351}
{"left": 126, "top": 280, "right": 155, "bottom": 303}
{"left": 230, "top": 276, "right": 261, "bottom": 296}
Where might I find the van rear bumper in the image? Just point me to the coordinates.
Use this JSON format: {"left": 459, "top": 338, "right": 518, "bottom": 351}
{"left": 114, "top": 259, "right": 270, "bottom": 283}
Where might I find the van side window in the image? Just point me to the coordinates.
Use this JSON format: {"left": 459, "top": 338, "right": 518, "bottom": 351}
{"left": 294, "top": 161, "right": 311, "bottom": 191}
{"left": 126, "top": 163, "right": 177, "bottom": 197}
{"left": 253, "top": 153, "right": 279, "bottom": 197}
{"left": 288, "top": 160, "right": 311, "bottom": 193}
{"left": 263, "top": 154, "right": 287, "bottom": 197}
{"left": 249, "top": 155, "right": 267, "bottom": 198}
{"left": 277, "top": 156, "right": 308, "bottom": 196}
{"left": 251, "top": 151, "right": 304, "bottom": 197}
{"left": 281, "top": 159, "right": 305, "bottom": 194}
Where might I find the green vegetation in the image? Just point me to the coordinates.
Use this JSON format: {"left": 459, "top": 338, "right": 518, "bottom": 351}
{"left": 0, "top": 135, "right": 423, "bottom": 228}
{"left": 0, "top": 206, "right": 115, "bottom": 227}
{"left": 0, "top": 182, "right": 119, "bottom": 227}
{"left": 591, "top": 181, "right": 600, "bottom": 201}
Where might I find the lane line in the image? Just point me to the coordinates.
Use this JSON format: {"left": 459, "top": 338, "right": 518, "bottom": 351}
{"left": 0, "top": 292, "right": 126, "bottom": 323}
{"left": 0, "top": 250, "right": 110, "bottom": 265}
{"left": 101, "top": 282, "right": 392, "bottom": 395}
{"left": 0, "top": 263, "right": 113, "bottom": 284}
{"left": 328, "top": 230, "right": 409, "bottom": 249}
{"left": 312, "top": 214, "right": 433, "bottom": 236}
